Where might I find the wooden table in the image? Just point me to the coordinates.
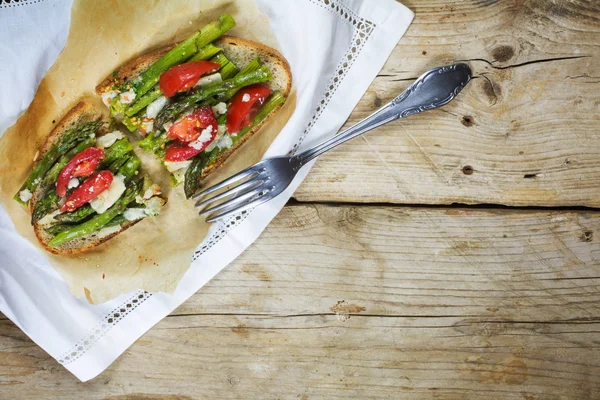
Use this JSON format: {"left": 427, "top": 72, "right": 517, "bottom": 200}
{"left": 2, "top": 1, "right": 600, "bottom": 398}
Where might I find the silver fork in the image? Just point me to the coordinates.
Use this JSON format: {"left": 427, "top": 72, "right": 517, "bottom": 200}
{"left": 194, "top": 63, "right": 472, "bottom": 222}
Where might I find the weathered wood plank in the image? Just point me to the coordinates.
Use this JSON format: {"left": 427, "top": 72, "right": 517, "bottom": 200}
{"left": 1, "top": 314, "right": 599, "bottom": 399}
{"left": 295, "top": 0, "right": 600, "bottom": 206}
{"left": 1, "top": 205, "right": 599, "bottom": 398}
{"left": 176, "top": 205, "right": 600, "bottom": 320}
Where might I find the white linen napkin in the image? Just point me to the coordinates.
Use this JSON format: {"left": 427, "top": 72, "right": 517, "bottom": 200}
{"left": 0, "top": 0, "right": 413, "bottom": 381}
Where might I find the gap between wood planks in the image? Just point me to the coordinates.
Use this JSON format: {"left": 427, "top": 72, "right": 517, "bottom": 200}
{"left": 376, "top": 54, "right": 591, "bottom": 80}
{"left": 287, "top": 197, "right": 600, "bottom": 213}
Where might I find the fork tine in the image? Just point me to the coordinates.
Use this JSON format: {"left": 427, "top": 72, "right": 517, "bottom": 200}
{"left": 191, "top": 166, "right": 259, "bottom": 200}
{"left": 199, "top": 188, "right": 264, "bottom": 216}
{"left": 195, "top": 179, "right": 264, "bottom": 209}
{"left": 205, "top": 191, "right": 274, "bottom": 223}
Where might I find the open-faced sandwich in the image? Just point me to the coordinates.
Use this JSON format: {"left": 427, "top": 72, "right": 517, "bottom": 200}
{"left": 95, "top": 14, "right": 292, "bottom": 198}
{"left": 14, "top": 101, "right": 166, "bottom": 255}
{"left": 15, "top": 14, "right": 291, "bottom": 255}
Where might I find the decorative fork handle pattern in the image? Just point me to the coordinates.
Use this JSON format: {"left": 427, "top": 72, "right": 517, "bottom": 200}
{"left": 291, "top": 63, "right": 472, "bottom": 169}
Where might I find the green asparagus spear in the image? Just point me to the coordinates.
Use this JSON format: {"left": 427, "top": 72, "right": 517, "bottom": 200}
{"left": 138, "top": 131, "right": 160, "bottom": 153}
{"left": 103, "top": 213, "right": 128, "bottom": 228}
{"left": 216, "top": 113, "right": 227, "bottom": 125}
{"left": 216, "top": 57, "right": 261, "bottom": 102}
{"left": 42, "top": 136, "right": 96, "bottom": 186}
{"left": 155, "top": 66, "right": 272, "bottom": 127}
{"left": 210, "top": 53, "right": 240, "bottom": 80}
{"left": 183, "top": 153, "right": 208, "bottom": 198}
{"left": 109, "top": 96, "right": 128, "bottom": 116}
{"left": 118, "top": 154, "right": 142, "bottom": 181}
{"left": 31, "top": 190, "right": 61, "bottom": 224}
{"left": 14, "top": 121, "right": 101, "bottom": 204}
{"left": 131, "top": 14, "right": 235, "bottom": 98}
{"left": 49, "top": 178, "right": 143, "bottom": 247}
{"left": 188, "top": 43, "right": 222, "bottom": 62}
{"left": 107, "top": 155, "right": 131, "bottom": 174}
{"left": 122, "top": 114, "right": 142, "bottom": 132}
{"left": 125, "top": 86, "right": 162, "bottom": 117}
{"left": 54, "top": 204, "right": 95, "bottom": 224}
{"left": 243, "top": 91, "right": 285, "bottom": 131}
{"left": 102, "top": 139, "right": 133, "bottom": 166}
{"left": 45, "top": 223, "right": 76, "bottom": 236}
{"left": 153, "top": 134, "right": 171, "bottom": 158}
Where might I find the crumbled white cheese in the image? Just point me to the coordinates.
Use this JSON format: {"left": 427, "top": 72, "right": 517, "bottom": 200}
{"left": 242, "top": 93, "right": 251, "bottom": 102}
{"left": 33, "top": 150, "right": 40, "bottom": 162}
{"left": 162, "top": 121, "right": 174, "bottom": 132}
{"left": 102, "top": 90, "right": 118, "bottom": 107}
{"left": 194, "top": 73, "right": 222, "bottom": 88}
{"left": 211, "top": 102, "right": 227, "bottom": 116}
{"left": 96, "top": 130, "right": 124, "bottom": 149}
{"left": 141, "top": 121, "right": 154, "bottom": 134}
{"left": 216, "top": 133, "right": 233, "bottom": 150}
{"left": 119, "top": 90, "right": 136, "bottom": 104}
{"left": 123, "top": 207, "right": 147, "bottom": 221}
{"left": 90, "top": 175, "right": 126, "bottom": 214}
{"left": 205, "top": 125, "right": 232, "bottom": 152}
{"left": 189, "top": 141, "right": 203, "bottom": 150}
{"left": 205, "top": 125, "right": 226, "bottom": 152}
{"left": 143, "top": 183, "right": 161, "bottom": 199}
{"left": 146, "top": 96, "right": 168, "bottom": 119}
{"left": 97, "top": 225, "right": 121, "bottom": 238}
{"left": 144, "top": 197, "right": 163, "bottom": 216}
{"left": 38, "top": 210, "right": 62, "bottom": 226}
{"left": 171, "top": 169, "right": 186, "bottom": 185}
{"left": 32, "top": 178, "right": 41, "bottom": 186}
{"left": 164, "top": 159, "right": 192, "bottom": 173}
{"left": 19, "top": 189, "right": 32, "bottom": 203}
{"left": 189, "top": 125, "right": 214, "bottom": 150}
{"left": 67, "top": 178, "right": 80, "bottom": 189}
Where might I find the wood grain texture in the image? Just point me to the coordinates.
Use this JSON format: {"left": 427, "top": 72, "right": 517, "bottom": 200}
{"left": 2, "top": 1, "right": 600, "bottom": 398}
{"left": 1, "top": 205, "right": 599, "bottom": 398}
{"left": 295, "top": 0, "right": 600, "bottom": 206}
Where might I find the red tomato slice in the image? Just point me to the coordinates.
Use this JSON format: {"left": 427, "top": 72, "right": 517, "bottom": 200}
{"left": 226, "top": 85, "right": 272, "bottom": 134}
{"left": 159, "top": 61, "right": 221, "bottom": 98}
{"left": 56, "top": 147, "right": 105, "bottom": 197}
{"left": 60, "top": 171, "right": 113, "bottom": 212}
{"left": 167, "top": 105, "right": 218, "bottom": 143}
{"left": 164, "top": 141, "right": 203, "bottom": 162}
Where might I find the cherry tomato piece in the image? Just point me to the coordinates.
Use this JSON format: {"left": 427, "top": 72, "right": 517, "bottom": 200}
{"left": 56, "top": 147, "right": 105, "bottom": 197}
{"left": 164, "top": 141, "right": 203, "bottom": 162}
{"left": 60, "top": 171, "right": 113, "bottom": 212}
{"left": 159, "top": 61, "right": 220, "bottom": 98}
{"left": 167, "top": 105, "right": 218, "bottom": 143}
{"left": 226, "top": 85, "right": 272, "bottom": 134}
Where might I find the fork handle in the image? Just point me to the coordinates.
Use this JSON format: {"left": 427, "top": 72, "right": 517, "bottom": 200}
{"left": 291, "top": 63, "right": 472, "bottom": 168}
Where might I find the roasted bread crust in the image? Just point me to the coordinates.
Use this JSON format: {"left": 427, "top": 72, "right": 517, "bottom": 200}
{"left": 95, "top": 43, "right": 177, "bottom": 94}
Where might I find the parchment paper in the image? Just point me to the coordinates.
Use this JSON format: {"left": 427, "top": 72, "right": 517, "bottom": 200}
{"left": 0, "top": 0, "right": 294, "bottom": 304}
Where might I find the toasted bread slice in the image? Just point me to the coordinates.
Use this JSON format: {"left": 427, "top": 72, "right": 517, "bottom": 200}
{"left": 96, "top": 36, "right": 292, "bottom": 184}
{"left": 29, "top": 100, "right": 160, "bottom": 255}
